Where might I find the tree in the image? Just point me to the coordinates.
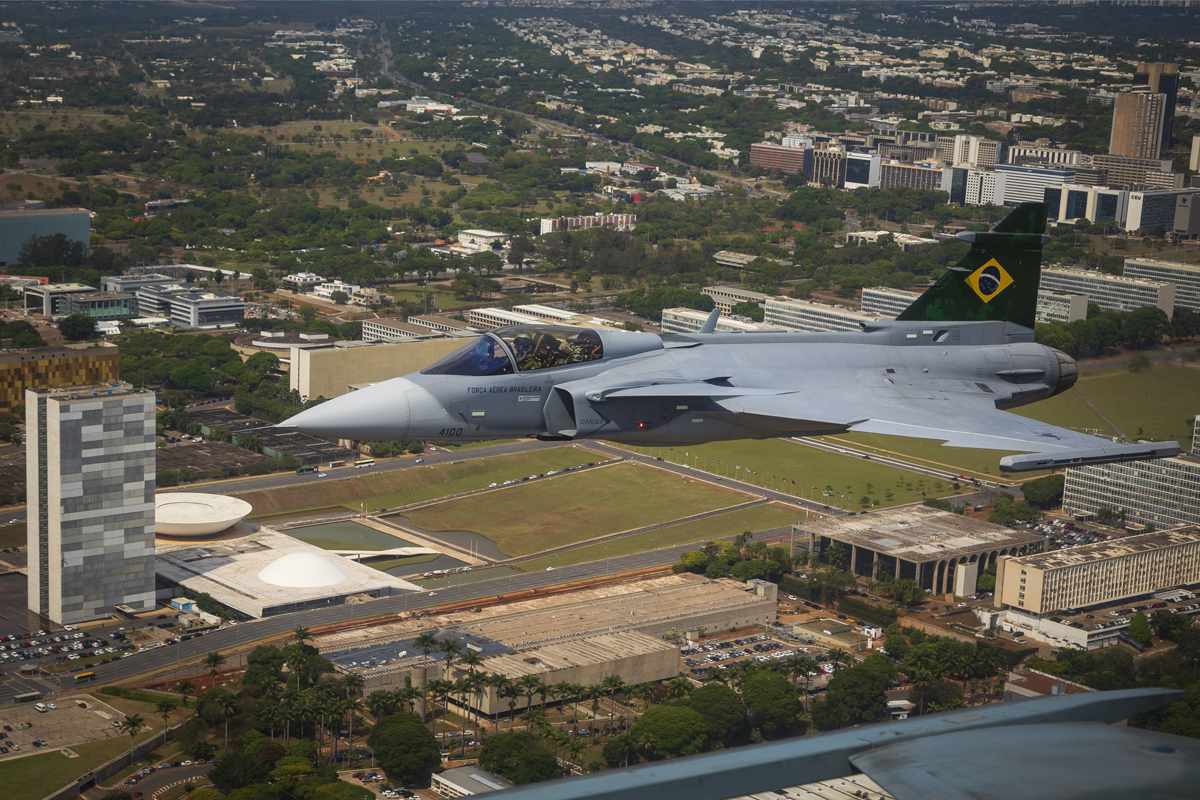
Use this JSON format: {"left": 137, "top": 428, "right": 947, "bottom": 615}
{"left": 1128, "top": 612, "right": 1153, "bottom": 646}
{"left": 685, "top": 683, "right": 748, "bottom": 746}
{"left": 330, "top": 290, "right": 349, "bottom": 305}
{"left": 367, "top": 713, "right": 441, "bottom": 788}
{"left": 811, "top": 655, "right": 896, "bottom": 731}
{"left": 629, "top": 704, "right": 710, "bottom": 760}
{"left": 119, "top": 714, "right": 145, "bottom": 764}
{"left": 730, "top": 301, "right": 765, "bottom": 321}
{"left": 1022, "top": 474, "right": 1065, "bottom": 509}
{"left": 479, "top": 732, "right": 560, "bottom": 785}
{"left": 157, "top": 700, "right": 174, "bottom": 733}
{"left": 740, "top": 668, "right": 804, "bottom": 739}
{"left": 59, "top": 314, "right": 97, "bottom": 341}
{"left": 207, "top": 651, "right": 227, "bottom": 678}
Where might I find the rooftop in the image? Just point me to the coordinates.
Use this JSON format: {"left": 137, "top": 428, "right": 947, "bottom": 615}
{"left": 1004, "top": 528, "right": 1200, "bottom": 571}
{"left": 1043, "top": 265, "right": 1171, "bottom": 288}
{"left": 1124, "top": 257, "right": 1200, "bottom": 274}
{"left": 480, "top": 631, "right": 677, "bottom": 680}
{"left": 434, "top": 766, "right": 513, "bottom": 795}
{"left": 802, "top": 506, "right": 1043, "bottom": 562}
{"left": 0, "top": 207, "right": 91, "bottom": 218}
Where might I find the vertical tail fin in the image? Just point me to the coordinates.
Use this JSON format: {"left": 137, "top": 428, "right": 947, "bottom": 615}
{"left": 897, "top": 202, "right": 1046, "bottom": 328}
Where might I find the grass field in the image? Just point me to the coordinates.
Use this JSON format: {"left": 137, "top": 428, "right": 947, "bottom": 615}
{"left": 631, "top": 440, "right": 958, "bottom": 507}
{"left": 237, "top": 447, "right": 598, "bottom": 517}
{"left": 514, "top": 502, "right": 804, "bottom": 572}
{"left": 361, "top": 553, "right": 441, "bottom": 572}
{"left": 402, "top": 462, "right": 752, "bottom": 558}
{"left": 285, "top": 521, "right": 408, "bottom": 551}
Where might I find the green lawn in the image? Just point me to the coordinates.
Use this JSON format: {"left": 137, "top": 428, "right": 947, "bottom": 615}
{"left": 632, "top": 440, "right": 959, "bottom": 508}
{"left": 384, "top": 286, "right": 476, "bottom": 311}
{"left": 402, "top": 462, "right": 752, "bottom": 557}
{"left": 514, "top": 502, "right": 804, "bottom": 572}
{"left": 237, "top": 447, "right": 598, "bottom": 516}
{"left": 285, "top": 521, "right": 407, "bottom": 551}
{"left": 359, "top": 552, "right": 441, "bottom": 572}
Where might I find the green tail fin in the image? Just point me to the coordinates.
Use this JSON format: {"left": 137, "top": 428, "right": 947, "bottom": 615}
{"left": 897, "top": 202, "right": 1046, "bottom": 329}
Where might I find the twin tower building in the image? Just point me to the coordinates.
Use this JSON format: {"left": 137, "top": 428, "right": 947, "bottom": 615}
{"left": 25, "top": 384, "right": 157, "bottom": 625}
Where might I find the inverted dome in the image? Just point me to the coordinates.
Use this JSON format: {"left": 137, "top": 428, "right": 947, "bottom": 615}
{"left": 156, "top": 493, "right": 253, "bottom": 537}
{"left": 257, "top": 552, "right": 346, "bottom": 589}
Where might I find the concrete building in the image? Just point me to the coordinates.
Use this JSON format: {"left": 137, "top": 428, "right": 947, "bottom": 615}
{"left": 100, "top": 273, "right": 175, "bottom": 294}
{"left": 1109, "top": 90, "right": 1167, "bottom": 160}
{"left": 1125, "top": 188, "right": 1200, "bottom": 235}
{"left": 135, "top": 284, "right": 245, "bottom": 328}
{"left": 994, "top": 164, "right": 1076, "bottom": 205}
{"left": 844, "top": 152, "right": 881, "bottom": 189}
{"left": 703, "top": 285, "right": 772, "bottom": 314}
{"left": 749, "top": 141, "right": 809, "bottom": 175}
{"left": 660, "top": 307, "right": 779, "bottom": 334}
{"left": 312, "top": 280, "right": 360, "bottom": 301}
{"left": 1035, "top": 290, "right": 1089, "bottom": 323}
{"left": 1044, "top": 184, "right": 1128, "bottom": 226}
{"left": 845, "top": 231, "right": 938, "bottom": 251}
{"left": 1040, "top": 266, "right": 1175, "bottom": 318}
{"left": 538, "top": 213, "right": 636, "bottom": 236}
{"left": 799, "top": 506, "right": 1044, "bottom": 596}
{"left": 407, "top": 314, "right": 479, "bottom": 336}
{"left": 26, "top": 384, "right": 157, "bottom": 624}
{"left": 878, "top": 160, "right": 944, "bottom": 192}
{"left": 995, "top": 529, "right": 1200, "bottom": 615}
{"left": 0, "top": 208, "right": 91, "bottom": 266}
{"left": 1063, "top": 453, "right": 1200, "bottom": 529}
{"left": 289, "top": 338, "right": 463, "bottom": 401}
{"left": 0, "top": 346, "right": 120, "bottom": 413}
{"left": 1191, "top": 135, "right": 1200, "bottom": 173}
{"left": 463, "top": 307, "right": 544, "bottom": 330}
{"left": 155, "top": 527, "right": 417, "bottom": 618}
{"left": 63, "top": 292, "right": 136, "bottom": 321}
{"left": 1090, "top": 154, "right": 1182, "bottom": 191}
{"left": 1134, "top": 62, "right": 1179, "bottom": 152}
{"left": 951, "top": 135, "right": 1003, "bottom": 168}
{"left": 23, "top": 283, "right": 96, "bottom": 317}
{"left": 1008, "top": 145, "right": 1085, "bottom": 167}
{"left": 1123, "top": 257, "right": 1200, "bottom": 312}
{"left": 280, "top": 272, "right": 326, "bottom": 292}
{"left": 1175, "top": 193, "right": 1200, "bottom": 239}
{"left": 810, "top": 147, "right": 847, "bottom": 188}
{"left": 860, "top": 286, "right": 920, "bottom": 318}
{"left": 764, "top": 297, "right": 874, "bottom": 332}
{"left": 965, "top": 169, "right": 1003, "bottom": 206}
{"left": 361, "top": 317, "right": 443, "bottom": 342}
{"left": 432, "top": 767, "right": 513, "bottom": 798}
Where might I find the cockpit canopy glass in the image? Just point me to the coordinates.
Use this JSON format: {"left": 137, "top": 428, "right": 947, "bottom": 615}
{"left": 498, "top": 326, "right": 604, "bottom": 372}
{"left": 421, "top": 335, "right": 514, "bottom": 376}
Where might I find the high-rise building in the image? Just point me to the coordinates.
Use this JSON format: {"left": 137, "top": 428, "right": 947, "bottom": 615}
{"left": 879, "top": 160, "right": 945, "bottom": 192}
{"left": 809, "top": 147, "right": 847, "bottom": 188}
{"left": 1109, "top": 89, "right": 1166, "bottom": 160}
{"left": 1191, "top": 135, "right": 1200, "bottom": 173}
{"left": 1040, "top": 266, "right": 1175, "bottom": 317}
{"left": 994, "top": 164, "right": 1075, "bottom": 204}
{"left": 964, "top": 169, "right": 1003, "bottom": 206}
{"left": 1089, "top": 154, "right": 1182, "bottom": 191}
{"left": 0, "top": 346, "right": 120, "bottom": 413}
{"left": 1125, "top": 188, "right": 1200, "bottom": 235}
{"left": 26, "top": 384, "right": 157, "bottom": 625}
{"left": 748, "top": 142, "right": 809, "bottom": 175}
{"left": 844, "top": 152, "right": 881, "bottom": 189}
{"left": 950, "top": 135, "right": 1002, "bottom": 168}
{"left": 1064, "top": 454, "right": 1200, "bottom": 529}
{"left": 1134, "top": 62, "right": 1179, "bottom": 152}
{"left": 1123, "top": 257, "right": 1200, "bottom": 313}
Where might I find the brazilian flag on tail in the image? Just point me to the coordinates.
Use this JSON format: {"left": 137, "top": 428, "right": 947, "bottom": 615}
{"left": 897, "top": 202, "right": 1046, "bottom": 329}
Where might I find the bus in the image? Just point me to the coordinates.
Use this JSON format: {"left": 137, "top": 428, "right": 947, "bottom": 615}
{"left": 353, "top": 458, "right": 376, "bottom": 468}
{"left": 13, "top": 691, "right": 42, "bottom": 703}
{"left": 74, "top": 671, "right": 97, "bottom": 683}
{"left": 296, "top": 465, "right": 316, "bottom": 474}
{"left": 327, "top": 460, "right": 346, "bottom": 469}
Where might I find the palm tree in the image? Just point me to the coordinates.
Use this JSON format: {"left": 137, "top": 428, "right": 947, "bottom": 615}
{"left": 176, "top": 680, "right": 195, "bottom": 710}
{"left": 119, "top": 714, "right": 145, "bottom": 766}
{"left": 494, "top": 676, "right": 519, "bottom": 730}
{"left": 826, "top": 650, "right": 849, "bottom": 674}
{"left": 342, "top": 674, "right": 365, "bottom": 765}
{"left": 156, "top": 700, "right": 173, "bottom": 734}
{"left": 367, "top": 690, "right": 399, "bottom": 720}
{"left": 516, "top": 675, "right": 544, "bottom": 722}
{"left": 599, "top": 675, "right": 625, "bottom": 730}
{"left": 427, "top": 679, "right": 454, "bottom": 744}
{"left": 415, "top": 631, "right": 438, "bottom": 663}
{"left": 219, "top": 693, "right": 239, "bottom": 752}
{"left": 205, "top": 651, "right": 226, "bottom": 680}
{"left": 294, "top": 626, "right": 312, "bottom": 646}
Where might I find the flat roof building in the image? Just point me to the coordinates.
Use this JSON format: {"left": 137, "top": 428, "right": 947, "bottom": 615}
{"left": 407, "top": 314, "right": 479, "bottom": 336}
{"left": 1109, "top": 90, "right": 1166, "bottom": 161}
{"left": 703, "top": 284, "right": 772, "bottom": 315}
{"left": 1123, "top": 257, "right": 1200, "bottom": 313}
{"left": 100, "top": 273, "right": 175, "bottom": 294}
{"left": 749, "top": 142, "right": 809, "bottom": 175}
{"left": 660, "top": 307, "right": 781, "bottom": 334}
{"left": 432, "top": 767, "right": 513, "bottom": 798}
{"left": 361, "top": 317, "right": 444, "bottom": 342}
{"left": 63, "top": 291, "right": 136, "bottom": 321}
{"left": 764, "top": 297, "right": 875, "bottom": 332}
{"left": 0, "top": 208, "right": 91, "bottom": 266}
{"left": 136, "top": 284, "right": 245, "bottom": 329}
{"left": 799, "top": 506, "right": 1044, "bottom": 596}
{"left": 1035, "top": 290, "right": 1089, "bottom": 324}
{"left": 0, "top": 346, "right": 119, "bottom": 413}
{"left": 1126, "top": 188, "right": 1200, "bottom": 235}
{"left": 995, "top": 529, "right": 1200, "bottom": 615}
{"left": 1040, "top": 266, "right": 1175, "bottom": 318}
{"left": 1064, "top": 453, "right": 1200, "bottom": 529}
{"left": 464, "top": 307, "right": 544, "bottom": 330}
{"left": 23, "top": 283, "right": 96, "bottom": 317}
{"left": 860, "top": 286, "right": 920, "bottom": 318}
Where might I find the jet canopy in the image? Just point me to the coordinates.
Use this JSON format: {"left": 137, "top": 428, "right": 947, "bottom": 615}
{"left": 422, "top": 326, "right": 605, "bottom": 376}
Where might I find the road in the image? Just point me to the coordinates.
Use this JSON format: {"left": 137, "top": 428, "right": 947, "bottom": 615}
{"left": 89, "top": 763, "right": 210, "bottom": 800}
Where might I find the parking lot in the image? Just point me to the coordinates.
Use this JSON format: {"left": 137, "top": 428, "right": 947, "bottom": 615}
{"left": 682, "top": 630, "right": 833, "bottom": 682}
{"left": 0, "top": 694, "right": 129, "bottom": 758}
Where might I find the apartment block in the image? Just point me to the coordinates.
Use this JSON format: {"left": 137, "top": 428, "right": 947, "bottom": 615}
{"left": 1040, "top": 266, "right": 1174, "bottom": 318}
{"left": 1109, "top": 90, "right": 1166, "bottom": 160}
{"left": 1123, "top": 257, "right": 1200, "bottom": 312}
{"left": 995, "top": 529, "right": 1200, "bottom": 615}
{"left": 26, "top": 384, "right": 157, "bottom": 625}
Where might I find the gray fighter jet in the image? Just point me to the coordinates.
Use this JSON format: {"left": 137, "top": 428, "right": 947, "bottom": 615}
{"left": 279, "top": 203, "right": 1180, "bottom": 472}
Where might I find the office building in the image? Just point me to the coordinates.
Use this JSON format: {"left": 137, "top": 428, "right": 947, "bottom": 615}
{"left": 1008, "top": 145, "right": 1085, "bottom": 167}
{"left": 1109, "top": 90, "right": 1167, "bottom": 160}
{"left": 860, "top": 286, "right": 919, "bottom": 318}
{"left": 1126, "top": 188, "right": 1200, "bottom": 235}
{"left": 63, "top": 292, "right": 136, "bottom": 321}
{"left": 312, "top": 280, "right": 361, "bottom": 301}
{"left": 1134, "top": 62, "right": 1179, "bottom": 152}
{"left": 1040, "top": 266, "right": 1174, "bottom": 318}
{"left": 538, "top": 213, "right": 636, "bottom": 236}
{"left": 1035, "top": 290, "right": 1089, "bottom": 323}
{"left": 432, "top": 767, "right": 513, "bottom": 798}
{"left": 877, "top": 142, "right": 938, "bottom": 163}
{"left": 950, "top": 135, "right": 1003, "bottom": 168}
{"left": 703, "top": 285, "right": 772, "bottom": 314}
{"left": 407, "top": 314, "right": 479, "bottom": 336}
{"left": 136, "top": 284, "right": 246, "bottom": 328}
{"left": 996, "top": 164, "right": 1076, "bottom": 205}
{"left": 100, "top": 273, "right": 174, "bottom": 294}
{"left": 361, "top": 317, "right": 443, "bottom": 342}
{"left": 0, "top": 208, "right": 91, "bottom": 266}
{"left": 1124, "top": 257, "right": 1200, "bottom": 312}
{"left": 810, "top": 147, "right": 847, "bottom": 188}
{"left": 1191, "top": 135, "right": 1200, "bottom": 173}
{"left": 1175, "top": 193, "right": 1200, "bottom": 239}
{"left": 995, "top": 529, "right": 1200, "bottom": 615}
{"left": 660, "top": 307, "right": 780, "bottom": 334}
{"left": 764, "top": 297, "right": 875, "bottom": 332}
{"left": 289, "top": 338, "right": 463, "bottom": 401}
{"left": 1090, "top": 154, "right": 1182, "bottom": 191}
{"left": 845, "top": 231, "right": 938, "bottom": 251}
{"left": 799, "top": 506, "right": 1043, "bottom": 596}
{"left": 280, "top": 272, "right": 326, "bottom": 292}
{"left": 456, "top": 229, "right": 508, "bottom": 253}
{"left": 965, "top": 169, "right": 1003, "bottom": 206}
{"left": 749, "top": 141, "right": 809, "bottom": 175}
{"left": 1044, "top": 184, "right": 1128, "bottom": 226}
{"left": 463, "top": 307, "right": 544, "bottom": 330}
{"left": 0, "top": 345, "right": 120, "bottom": 413}
{"left": 879, "top": 160, "right": 945, "bottom": 192}
{"left": 844, "top": 152, "right": 881, "bottom": 189}
{"left": 1063, "top": 454, "right": 1200, "bottom": 529}
{"left": 26, "top": 384, "right": 157, "bottom": 625}
{"left": 23, "top": 283, "right": 96, "bottom": 317}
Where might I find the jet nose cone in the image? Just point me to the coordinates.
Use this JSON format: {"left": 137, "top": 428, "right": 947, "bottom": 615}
{"left": 278, "top": 378, "right": 413, "bottom": 440}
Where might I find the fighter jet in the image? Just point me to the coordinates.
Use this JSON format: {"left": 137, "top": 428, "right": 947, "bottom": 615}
{"left": 280, "top": 203, "right": 1180, "bottom": 472}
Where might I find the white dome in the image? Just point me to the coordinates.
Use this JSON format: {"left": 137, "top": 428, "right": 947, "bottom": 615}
{"left": 257, "top": 552, "right": 347, "bottom": 589}
{"left": 156, "top": 493, "right": 253, "bottom": 537}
